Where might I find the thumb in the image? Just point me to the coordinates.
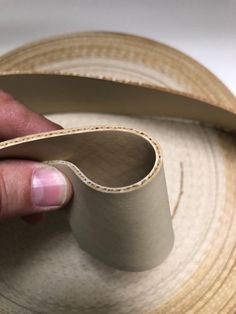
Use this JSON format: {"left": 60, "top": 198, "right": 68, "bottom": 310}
{"left": 0, "top": 160, "right": 72, "bottom": 219}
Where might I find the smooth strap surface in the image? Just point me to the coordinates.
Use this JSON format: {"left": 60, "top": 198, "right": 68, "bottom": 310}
{"left": 0, "top": 73, "right": 235, "bottom": 271}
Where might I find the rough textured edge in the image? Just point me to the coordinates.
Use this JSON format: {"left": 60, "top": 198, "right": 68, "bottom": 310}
{"left": 0, "top": 126, "right": 162, "bottom": 193}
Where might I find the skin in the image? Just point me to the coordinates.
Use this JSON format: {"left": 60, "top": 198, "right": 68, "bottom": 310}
{"left": 0, "top": 90, "right": 73, "bottom": 223}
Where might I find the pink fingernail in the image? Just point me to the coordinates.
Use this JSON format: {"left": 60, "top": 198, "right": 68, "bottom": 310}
{"left": 31, "top": 166, "right": 71, "bottom": 210}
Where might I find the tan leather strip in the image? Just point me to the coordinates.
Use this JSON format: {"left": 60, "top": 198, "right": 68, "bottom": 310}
{"left": 0, "top": 73, "right": 236, "bottom": 132}
{"left": 0, "top": 72, "right": 235, "bottom": 272}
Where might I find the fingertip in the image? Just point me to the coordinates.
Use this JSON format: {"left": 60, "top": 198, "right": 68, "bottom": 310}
{"left": 0, "top": 161, "right": 73, "bottom": 219}
{"left": 31, "top": 165, "right": 73, "bottom": 211}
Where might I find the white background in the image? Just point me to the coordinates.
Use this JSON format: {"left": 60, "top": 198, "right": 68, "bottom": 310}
{"left": 0, "top": 0, "right": 235, "bottom": 95}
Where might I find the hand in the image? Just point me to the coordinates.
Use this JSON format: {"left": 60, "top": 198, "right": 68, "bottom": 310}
{"left": 0, "top": 90, "right": 73, "bottom": 223}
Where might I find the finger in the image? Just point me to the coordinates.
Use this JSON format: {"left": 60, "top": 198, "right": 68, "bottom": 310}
{"left": 0, "top": 160, "right": 73, "bottom": 219}
{"left": 0, "top": 90, "right": 61, "bottom": 140}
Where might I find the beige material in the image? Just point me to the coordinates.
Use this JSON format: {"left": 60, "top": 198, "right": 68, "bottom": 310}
{"left": 0, "top": 125, "right": 174, "bottom": 271}
{"left": 0, "top": 32, "right": 235, "bottom": 313}
{"left": 0, "top": 73, "right": 236, "bottom": 132}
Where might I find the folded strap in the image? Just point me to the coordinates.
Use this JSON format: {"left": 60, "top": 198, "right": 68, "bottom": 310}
{"left": 0, "top": 73, "right": 235, "bottom": 271}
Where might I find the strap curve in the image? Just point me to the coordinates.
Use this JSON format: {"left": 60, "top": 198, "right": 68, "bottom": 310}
{"left": 0, "top": 72, "right": 235, "bottom": 271}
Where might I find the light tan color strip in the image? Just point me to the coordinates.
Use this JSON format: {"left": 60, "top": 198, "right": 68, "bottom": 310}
{"left": 0, "top": 73, "right": 235, "bottom": 272}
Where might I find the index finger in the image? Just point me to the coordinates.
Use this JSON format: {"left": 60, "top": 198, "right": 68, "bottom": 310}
{"left": 0, "top": 90, "right": 61, "bottom": 140}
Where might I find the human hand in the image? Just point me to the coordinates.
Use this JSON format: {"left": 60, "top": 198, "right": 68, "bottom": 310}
{"left": 0, "top": 90, "right": 73, "bottom": 223}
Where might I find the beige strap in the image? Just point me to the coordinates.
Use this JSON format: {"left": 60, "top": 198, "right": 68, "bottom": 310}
{"left": 1, "top": 73, "right": 236, "bottom": 131}
{"left": 0, "top": 73, "right": 235, "bottom": 271}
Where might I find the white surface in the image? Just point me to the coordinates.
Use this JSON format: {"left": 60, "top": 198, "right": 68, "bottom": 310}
{"left": 0, "top": 0, "right": 235, "bottom": 95}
